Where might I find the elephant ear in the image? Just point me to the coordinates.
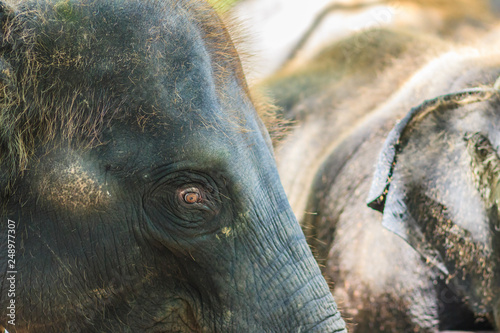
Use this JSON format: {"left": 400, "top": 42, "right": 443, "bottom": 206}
{"left": 376, "top": 173, "right": 450, "bottom": 275}
{"left": 366, "top": 87, "right": 496, "bottom": 275}
{"left": 366, "top": 106, "right": 414, "bottom": 213}
{"left": 367, "top": 87, "right": 494, "bottom": 211}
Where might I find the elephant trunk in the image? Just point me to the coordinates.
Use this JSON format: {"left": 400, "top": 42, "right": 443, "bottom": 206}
{"left": 225, "top": 181, "right": 346, "bottom": 332}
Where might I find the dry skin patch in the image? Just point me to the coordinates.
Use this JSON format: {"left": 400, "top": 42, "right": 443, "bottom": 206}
{"left": 38, "top": 160, "right": 109, "bottom": 211}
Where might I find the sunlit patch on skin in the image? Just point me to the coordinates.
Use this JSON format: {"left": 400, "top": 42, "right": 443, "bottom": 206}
{"left": 221, "top": 226, "right": 231, "bottom": 237}
{"left": 216, "top": 227, "right": 233, "bottom": 240}
{"left": 38, "top": 156, "right": 109, "bottom": 211}
{"left": 89, "top": 287, "right": 114, "bottom": 304}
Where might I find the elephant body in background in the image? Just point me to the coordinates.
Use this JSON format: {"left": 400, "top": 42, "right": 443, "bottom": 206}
{"left": 263, "top": 27, "right": 499, "bottom": 331}
{"left": 0, "top": 0, "right": 347, "bottom": 332}
{"left": 368, "top": 54, "right": 500, "bottom": 330}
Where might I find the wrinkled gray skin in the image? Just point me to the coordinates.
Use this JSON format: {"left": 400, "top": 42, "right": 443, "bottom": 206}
{"left": 369, "top": 56, "right": 500, "bottom": 329}
{"left": 0, "top": 1, "right": 347, "bottom": 332}
{"left": 264, "top": 28, "right": 497, "bottom": 332}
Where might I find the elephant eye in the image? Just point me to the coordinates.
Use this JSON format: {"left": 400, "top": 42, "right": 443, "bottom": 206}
{"left": 178, "top": 187, "right": 203, "bottom": 205}
{"left": 466, "top": 133, "right": 497, "bottom": 160}
{"left": 146, "top": 174, "right": 221, "bottom": 227}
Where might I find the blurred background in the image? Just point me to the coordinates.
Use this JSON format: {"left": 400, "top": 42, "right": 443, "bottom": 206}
{"left": 209, "top": 0, "right": 500, "bottom": 81}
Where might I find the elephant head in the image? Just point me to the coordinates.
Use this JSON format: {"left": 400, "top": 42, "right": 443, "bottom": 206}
{"left": 0, "top": 0, "right": 346, "bottom": 332}
{"left": 368, "top": 74, "right": 500, "bottom": 327}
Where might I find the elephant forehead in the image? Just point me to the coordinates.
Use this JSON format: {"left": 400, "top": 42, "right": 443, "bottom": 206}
{"left": 37, "top": 153, "right": 109, "bottom": 211}
{"left": 26, "top": 1, "right": 219, "bottom": 84}
{"left": 26, "top": 0, "right": 246, "bottom": 128}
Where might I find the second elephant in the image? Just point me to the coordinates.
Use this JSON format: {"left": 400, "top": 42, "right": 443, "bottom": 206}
{"left": 263, "top": 28, "right": 499, "bottom": 332}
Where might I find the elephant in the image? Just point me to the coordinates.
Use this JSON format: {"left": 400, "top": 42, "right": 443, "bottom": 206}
{"left": 0, "top": 0, "right": 347, "bottom": 332}
{"left": 368, "top": 55, "right": 500, "bottom": 329}
{"left": 262, "top": 28, "right": 498, "bottom": 331}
